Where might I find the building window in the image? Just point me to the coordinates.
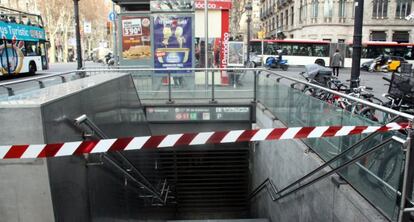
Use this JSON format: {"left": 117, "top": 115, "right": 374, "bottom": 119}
{"left": 299, "top": 0, "right": 303, "bottom": 23}
{"left": 303, "top": 2, "right": 307, "bottom": 22}
{"left": 370, "top": 31, "right": 387, "bottom": 41}
{"left": 272, "top": 17, "right": 275, "bottom": 30}
{"left": 338, "top": 0, "right": 346, "bottom": 17}
{"left": 372, "top": 0, "right": 388, "bottom": 18}
{"left": 324, "top": 0, "right": 333, "bottom": 17}
{"left": 276, "top": 15, "right": 279, "bottom": 29}
{"left": 396, "top": 0, "right": 411, "bottom": 18}
{"left": 285, "top": 9, "right": 289, "bottom": 27}
{"left": 291, "top": 6, "right": 294, "bottom": 25}
{"left": 352, "top": 1, "right": 355, "bottom": 17}
{"left": 311, "top": 0, "right": 319, "bottom": 18}
{"left": 393, "top": 31, "right": 410, "bottom": 43}
{"left": 281, "top": 12, "right": 284, "bottom": 29}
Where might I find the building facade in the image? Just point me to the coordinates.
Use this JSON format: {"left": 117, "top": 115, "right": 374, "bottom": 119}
{"left": 259, "top": 0, "right": 414, "bottom": 43}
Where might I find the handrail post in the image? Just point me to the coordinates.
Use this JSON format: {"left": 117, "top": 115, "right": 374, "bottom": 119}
{"left": 4, "top": 86, "right": 14, "bottom": 96}
{"left": 38, "top": 81, "right": 45, "bottom": 89}
{"left": 210, "top": 71, "right": 217, "bottom": 104}
{"left": 253, "top": 70, "right": 258, "bottom": 102}
{"left": 167, "top": 73, "right": 174, "bottom": 104}
{"left": 398, "top": 127, "right": 414, "bottom": 222}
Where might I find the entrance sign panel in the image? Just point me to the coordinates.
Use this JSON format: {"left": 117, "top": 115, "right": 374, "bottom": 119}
{"left": 121, "top": 16, "right": 151, "bottom": 60}
{"left": 146, "top": 106, "right": 251, "bottom": 122}
{"left": 153, "top": 15, "right": 193, "bottom": 73}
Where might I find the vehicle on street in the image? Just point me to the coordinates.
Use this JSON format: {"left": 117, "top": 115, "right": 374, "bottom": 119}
{"left": 250, "top": 39, "right": 414, "bottom": 68}
{"left": 104, "top": 52, "right": 115, "bottom": 66}
{"left": 0, "top": 6, "right": 48, "bottom": 76}
{"left": 92, "top": 47, "right": 113, "bottom": 63}
{"left": 361, "top": 55, "right": 407, "bottom": 72}
{"left": 264, "top": 56, "right": 288, "bottom": 70}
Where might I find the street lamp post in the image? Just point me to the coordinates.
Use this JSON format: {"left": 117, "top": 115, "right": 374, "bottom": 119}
{"left": 245, "top": 2, "right": 253, "bottom": 64}
{"left": 350, "top": 0, "right": 364, "bottom": 88}
{"left": 74, "top": 0, "right": 83, "bottom": 70}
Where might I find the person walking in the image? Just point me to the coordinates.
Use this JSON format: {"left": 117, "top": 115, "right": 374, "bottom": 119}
{"left": 331, "top": 49, "right": 343, "bottom": 77}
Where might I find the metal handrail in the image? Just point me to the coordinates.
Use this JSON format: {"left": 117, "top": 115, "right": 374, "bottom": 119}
{"left": 275, "top": 137, "right": 394, "bottom": 201}
{"left": 81, "top": 67, "right": 261, "bottom": 72}
{"left": 262, "top": 69, "right": 414, "bottom": 121}
{"left": 248, "top": 178, "right": 278, "bottom": 201}
{"left": 74, "top": 114, "right": 167, "bottom": 205}
{"left": 2, "top": 66, "right": 413, "bottom": 121}
{"left": 0, "top": 70, "right": 81, "bottom": 87}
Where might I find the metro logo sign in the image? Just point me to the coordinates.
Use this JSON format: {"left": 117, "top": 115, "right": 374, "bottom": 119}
{"left": 195, "top": 0, "right": 232, "bottom": 9}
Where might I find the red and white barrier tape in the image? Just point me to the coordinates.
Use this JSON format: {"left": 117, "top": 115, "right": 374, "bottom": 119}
{"left": 0, "top": 122, "right": 410, "bottom": 160}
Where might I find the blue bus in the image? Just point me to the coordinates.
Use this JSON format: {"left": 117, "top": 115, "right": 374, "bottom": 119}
{"left": 0, "top": 6, "right": 48, "bottom": 76}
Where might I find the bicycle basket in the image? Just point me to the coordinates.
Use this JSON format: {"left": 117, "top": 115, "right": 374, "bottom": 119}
{"left": 388, "top": 72, "right": 414, "bottom": 99}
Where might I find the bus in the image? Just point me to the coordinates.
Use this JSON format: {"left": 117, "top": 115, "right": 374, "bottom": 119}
{"left": 0, "top": 6, "right": 48, "bottom": 76}
{"left": 250, "top": 39, "right": 414, "bottom": 68}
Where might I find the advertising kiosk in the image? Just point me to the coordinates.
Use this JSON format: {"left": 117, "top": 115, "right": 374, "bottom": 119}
{"left": 113, "top": 0, "right": 231, "bottom": 88}
{"left": 194, "top": 0, "right": 232, "bottom": 85}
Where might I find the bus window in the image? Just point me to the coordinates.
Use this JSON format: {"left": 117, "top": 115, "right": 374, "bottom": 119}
{"left": 407, "top": 47, "right": 413, "bottom": 60}
{"left": 25, "top": 41, "right": 39, "bottom": 56}
{"left": 361, "top": 48, "right": 367, "bottom": 58}
{"left": 264, "top": 42, "right": 277, "bottom": 55}
{"left": 291, "top": 45, "right": 300, "bottom": 55}
{"left": 279, "top": 43, "right": 291, "bottom": 55}
{"left": 250, "top": 42, "right": 261, "bottom": 54}
{"left": 39, "top": 42, "right": 46, "bottom": 56}
{"left": 313, "top": 45, "right": 329, "bottom": 57}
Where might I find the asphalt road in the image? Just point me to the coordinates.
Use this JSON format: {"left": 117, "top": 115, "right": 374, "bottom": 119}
{"left": 268, "top": 66, "right": 391, "bottom": 102}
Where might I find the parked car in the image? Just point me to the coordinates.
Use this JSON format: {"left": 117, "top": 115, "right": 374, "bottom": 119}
{"left": 244, "top": 52, "right": 262, "bottom": 67}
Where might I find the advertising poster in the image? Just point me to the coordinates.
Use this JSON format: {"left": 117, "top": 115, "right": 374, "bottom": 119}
{"left": 122, "top": 16, "right": 151, "bottom": 60}
{"left": 153, "top": 15, "right": 193, "bottom": 73}
{"left": 227, "top": 41, "right": 244, "bottom": 67}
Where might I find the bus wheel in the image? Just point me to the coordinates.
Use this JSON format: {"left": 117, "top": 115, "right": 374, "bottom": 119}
{"left": 314, "top": 58, "right": 325, "bottom": 67}
{"left": 29, "top": 62, "right": 37, "bottom": 75}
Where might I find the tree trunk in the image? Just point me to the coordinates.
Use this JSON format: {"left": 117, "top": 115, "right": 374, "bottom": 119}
{"left": 49, "top": 35, "right": 56, "bottom": 63}
{"left": 63, "top": 26, "right": 69, "bottom": 62}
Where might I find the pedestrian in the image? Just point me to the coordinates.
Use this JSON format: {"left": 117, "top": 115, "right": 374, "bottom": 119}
{"left": 331, "top": 49, "right": 343, "bottom": 76}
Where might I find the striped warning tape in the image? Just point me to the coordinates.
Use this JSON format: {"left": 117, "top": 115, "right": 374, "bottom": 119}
{"left": 0, "top": 122, "right": 410, "bottom": 160}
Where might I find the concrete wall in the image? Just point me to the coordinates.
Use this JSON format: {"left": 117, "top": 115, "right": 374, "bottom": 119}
{"left": 249, "top": 106, "right": 388, "bottom": 222}
{"left": 0, "top": 74, "right": 150, "bottom": 222}
{"left": 0, "top": 107, "right": 55, "bottom": 222}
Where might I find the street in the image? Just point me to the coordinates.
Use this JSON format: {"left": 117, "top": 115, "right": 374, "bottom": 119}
{"left": 275, "top": 66, "right": 391, "bottom": 100}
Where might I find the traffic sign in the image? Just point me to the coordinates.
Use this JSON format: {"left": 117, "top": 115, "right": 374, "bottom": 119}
{"left": 108, "top": 11, "right": 116, "bottom": 21}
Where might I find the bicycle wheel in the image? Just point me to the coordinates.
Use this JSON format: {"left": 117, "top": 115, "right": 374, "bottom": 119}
{"left": 358, "top": 107, "right": 379, "bottom": 122}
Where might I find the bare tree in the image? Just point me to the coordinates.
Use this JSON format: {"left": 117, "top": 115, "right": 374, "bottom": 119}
{"left": 38, "top": 0, "right": 72, "bottom": 63}
{"left": 231, "top": 0, "right": 247, "bottom": 37}
{"left": 37, "top": 0, "right": 110, "bottom": 63}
